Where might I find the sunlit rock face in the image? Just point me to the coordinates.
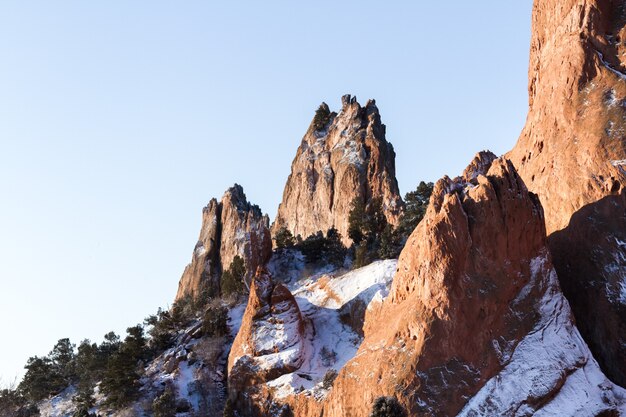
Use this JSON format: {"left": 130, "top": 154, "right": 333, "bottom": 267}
{"left": 175, "top": 184, "right": 272, "bottom": 302}
{"left": 272, "top": 94, "right": 403, "bottom": 245}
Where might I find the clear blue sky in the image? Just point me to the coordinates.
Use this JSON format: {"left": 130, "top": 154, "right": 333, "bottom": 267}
{"left": 0, "top": 1, "right": 532, "bottom": 382}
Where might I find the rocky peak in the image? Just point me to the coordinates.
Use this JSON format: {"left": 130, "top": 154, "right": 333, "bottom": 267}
{"left": 507, "top": 0, "right": 626, "bottom": 386}
{"left": 272, "top": 95, "right": 403, "bottom": 245}
{"left": 175, "top": 184, "right": 272, "bottom": 302}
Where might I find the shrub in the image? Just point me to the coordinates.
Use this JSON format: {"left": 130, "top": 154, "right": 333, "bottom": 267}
{"left": 99, "top": 326, "right": 147, "bottom": 408}
{"left": 312, "top": 103, "right": 332, "bottom": 131}
{"left": 348, "top": 197, "right": 391, "bottom": 267}
{"left": 370, "top": 396, "right": 407, "bottom": 417}
{"left": 298, "top": 228, "right": 347, "bottom": 266}
{"left": 322, "top": 369, "right": 338, "bottom": 390}
{"left": 353, "top": 241, "right": 370, "bottom": 269}
{"left": 202, "top": 302, "right": 229, "bottom": 337}
{"left": 221, "top": 256, "right": 246, "bottom": 297}
{"left": 274, "top": 227, "right": 296, "bottom": 249}
{"left": 152, "top": 386, "right": 177, "bottom": 417}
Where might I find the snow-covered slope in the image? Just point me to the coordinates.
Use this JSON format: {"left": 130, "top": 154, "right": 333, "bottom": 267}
{"left": 459, "top": 256, "right": 626, "bottom": 416}
{"left": 264, "top": 260, "right": 397, "bottom": 399}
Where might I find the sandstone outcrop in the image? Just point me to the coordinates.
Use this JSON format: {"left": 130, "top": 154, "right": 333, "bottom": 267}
{"left": 233, "top": 154, "right": 625, "bottom": 416}
{"left": 227, "top": 267, "right": 305, "bottom": 416}
{"left": 272, "top": 95, "right": 403, "bottom": 245}
{"left": 507, "top": 0, "right": 626, "bottom": 385}
{"left": 175, "top": 184, "right": 272, "bottom": 301}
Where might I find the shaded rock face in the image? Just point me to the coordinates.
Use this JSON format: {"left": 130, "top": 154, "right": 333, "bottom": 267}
{"left": 548, "top": 193, "right": 626, "bottom": 386}
{"left": 227, "top": 268, "right": 305, "bottom": 416}
{"left": 175, "top": 185, "right": 272, "bottom": 301}
{"left": 507, "top": 0, "right": 626, "bottom": 385}
{"left": 272, "top": 95, "right": 403, "bottom": 245}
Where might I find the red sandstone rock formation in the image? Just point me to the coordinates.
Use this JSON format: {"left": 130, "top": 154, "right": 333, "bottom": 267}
{"left": 507, "top": 0, "right": 626, "bottom": 385}
{"left": 272, "top": 95, "right": 403, "bottom": 245}
{"left": 175, "top": 184, "right": 272, "bottom": 301}
{"left": 227, "top": 267, "right": 305, "bottom": 416}
{"left": 228, "top": 154, "right": 625, "bottom": 416}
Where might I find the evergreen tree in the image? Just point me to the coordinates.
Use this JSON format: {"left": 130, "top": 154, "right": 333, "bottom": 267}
{"left": 353, "top": 240, "right": 370, "bottom": 269}
{"left": 19, "top": 356, "right": 62, "bottom": 402}
{"left": 298, "top": 228, "right": 347, "bottom": 266}
{"left": 274, "top": 227, "right": 296, "bottom": 249}
{"left": 99, "top": 327, "right": 146, "bottom": 407}
{"left": 348, "top": 197, "right": 391, "bottom": 266}
{"left": 152, "top": 386, "right": 176, "bottom": 417}
{"left": 202, "top": 302, "right": 229, "bottom": 337}
{"left": 348, "top": 197, "right": 367, "bottom": 244}
{"left": 73, "top": 339, "right": 100, "bottom": 412}
{"left": 325, "top": 227, "right": 347, "bottom": 267}
{"left": 298, "top": 231, "right": 326, "bottom": 263}
{"left": 49, "top": 338, "right": 76, "bottom": 384}
{"left": 312, "top": 103, "right": 332, "bottom": 131}
{"left": 221, "top": 256, "right": 246, "bottom": 297}
{"left": 397, "top": 181, "right": 433, "bottom": 240}
{"left": 144, "top": 308, "right": 176, "bottom": 353}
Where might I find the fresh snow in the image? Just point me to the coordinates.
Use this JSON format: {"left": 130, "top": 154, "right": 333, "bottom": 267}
{"left": 264, "top": 260, "right": 397, "bottom": 399}
{"left": 458, "top": 255, "right": 626, "bottom": 416}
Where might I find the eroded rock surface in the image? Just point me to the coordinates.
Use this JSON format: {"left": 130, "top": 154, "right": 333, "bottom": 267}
{"left": 175, "top": 184, "right": 272, "bottom": 301}
{"left": 272, "top": 95, "right": 403, "bottom": 245}
{"left": 233, "top": 154, "right": 625, "bottom": 417}
{"left": 227, "top": 268, "right": 305, "bottom": 416}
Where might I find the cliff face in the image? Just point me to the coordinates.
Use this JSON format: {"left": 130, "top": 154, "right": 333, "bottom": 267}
{"left": 228, "top": 154, "right": 626, "bottom": 416}
{"left": 175, "top": 185, "right": 272, "bottom": 301}
{"left": 507, "top": 0, "right": 626, "bottom": 385}
{"left": 272, "top": 95, "right": 403, "bottom": 245}
{"left": 310, "top": 156, "right": 557, "bottom": 416}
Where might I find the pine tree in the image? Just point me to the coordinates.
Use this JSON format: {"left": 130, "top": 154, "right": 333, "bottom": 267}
{"left": 19, "top": 356, "right": 62, "bottom": 402}
{"left": 312, "top": 103, "right": 332, "bottom": 131}
{"left": 274, "top": 227, "right": 296, "bottom": 249}
{"left": 99, "top": 326, "right": 146, "bottom": 407}
{"left": 348, "top": 197, "right": 366, "bottom": 244}
{"left": 325, "top": 227, "right": 347, "bottom": 267}
{"left": 397, "top": 181, "right": 433, "bottom": 240}
{"left": 202, "top": 302, "right": 229, "bottom": 337}
{"left": 221, "top": 256, "right": 246, "bottom": 297}
{"left": 152, "top": 386, "right": 177, "bottom": 417}
{"left": 49, "top": 338, "right": 76, "bottom": 384}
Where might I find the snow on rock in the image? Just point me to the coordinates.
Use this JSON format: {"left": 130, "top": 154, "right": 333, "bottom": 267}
{"left": 228, "top": 268, "right": 306, "bottom": 387}
{"left": 38, "top": 387, "right": 76, "bottom": 417}
{"left": 458, "top": 256, "right": 626, "bottom": 417}
{"left": 234, "top": 259, "right": 397, "bottom": 400}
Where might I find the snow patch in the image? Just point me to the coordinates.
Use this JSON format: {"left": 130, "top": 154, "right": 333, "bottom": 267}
{"left": 261, "top": 260, "right": 397, "bottom": 399}
{"left": 459, "top": 255, "right": 626, "bottom": 416}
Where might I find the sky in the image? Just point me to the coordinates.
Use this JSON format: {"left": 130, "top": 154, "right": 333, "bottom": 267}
{"left": 0, "top": 1, "right": 533, "bottom": 383}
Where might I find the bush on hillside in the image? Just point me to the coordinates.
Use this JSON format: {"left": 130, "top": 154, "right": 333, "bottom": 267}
{"left": 369, "top": 396, "right": 407, "bottom": 417}
{"left": 274, "top": 226, "right": 296, "bottom": 249}
{"left": 221, "top": 256, "right": 246, "bottom": 297}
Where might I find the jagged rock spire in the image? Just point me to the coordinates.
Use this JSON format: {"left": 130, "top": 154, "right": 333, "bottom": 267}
{"left": 272, "top": 95, "right": 403, "bottom": 245}
{"left": 175, "top": 184, "right": 272, "bottom": 302}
